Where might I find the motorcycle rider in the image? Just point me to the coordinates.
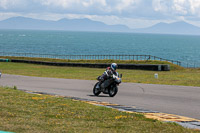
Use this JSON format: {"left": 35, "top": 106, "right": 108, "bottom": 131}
{"left": 96, "top": 63, "right": 118, "bottom": 89}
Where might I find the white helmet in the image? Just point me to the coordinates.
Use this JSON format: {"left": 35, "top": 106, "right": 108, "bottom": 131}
{"left": 111, "top": 63, "right": 117, "bottom": 71}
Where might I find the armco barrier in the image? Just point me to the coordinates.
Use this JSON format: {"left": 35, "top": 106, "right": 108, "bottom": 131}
{"left": 10, "top": 59, "right": 170, "bottom": 71}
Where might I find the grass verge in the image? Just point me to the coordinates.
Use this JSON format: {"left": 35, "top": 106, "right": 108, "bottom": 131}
{"left": 0, "top": 87, "right": 199, "bottom": 133}
{"left": 0, "top": 61, "right": 200, "bottom": 87}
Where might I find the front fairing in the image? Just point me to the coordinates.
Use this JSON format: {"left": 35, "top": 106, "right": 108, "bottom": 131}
{"left": 115, "top": 77, "right": 121, "bottom": 84}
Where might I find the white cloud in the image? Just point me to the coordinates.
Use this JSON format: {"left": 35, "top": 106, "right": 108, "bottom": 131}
{"left": 82, "top": 0, "right": 107, "bottom": 7}
{"left": 152, "top": 0, "right": 169, "bottom": 12}
{"left": 173, "top": 0, "right": 188, "bottom": 15}
{"left": 0, "top": 0, "right": 200, "bottom": 28}
{"left": 0, "top": 0, "right": 140, "bottom": 15}
{"left": 40, "top": 0, "right": 77, "bottom": 8}
{"left": 0, "top": 12, "right": 20, "bottom": 20}
{"left": 1, "top": 0, "right": 200, "bottom": 18}
{"left": 114, "top": 0, "right": 139, "bottom": 13}
{"left": 39, "top": 0, "right": 107, "bottom": 11}
{"left": 0, "top": 0, "right": 8, "bottom": 9}
{"left": 152, "top": 0, "right": 200, "bottom": 18}
{"left": 0, "top": 0, "right": 28, "bottom": 10}
{"left": 189, "top": 0, "right": 200, "bottom": 16}
{"left": 0, "top": 0, "right": 21, "bottom": 9}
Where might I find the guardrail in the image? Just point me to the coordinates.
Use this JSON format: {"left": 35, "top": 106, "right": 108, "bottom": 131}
{"left": 0, "top": 52, "right": 181, "bottom": 66}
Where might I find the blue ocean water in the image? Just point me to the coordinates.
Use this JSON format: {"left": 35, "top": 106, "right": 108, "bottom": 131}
{"left": 0, "top": 29, "right": 200, "bottom": 67}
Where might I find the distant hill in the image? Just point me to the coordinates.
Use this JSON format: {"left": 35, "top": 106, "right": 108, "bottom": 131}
{"left": 1, "top": 17, "right": 200, "bottom": 35}
{"left": 133, "top": 21, "right": 200, "bottom": 35}
{"left": 0, "top": 16, "right": 131, "bottom": 32}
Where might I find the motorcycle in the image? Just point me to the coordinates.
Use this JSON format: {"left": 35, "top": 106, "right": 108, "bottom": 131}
{"left": 93, "top": 73, "right": 122, "bottom": 97}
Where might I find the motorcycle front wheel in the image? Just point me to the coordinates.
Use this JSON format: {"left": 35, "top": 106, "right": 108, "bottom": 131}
{"left": 108, "top": 85, "right": 118, "bottom": 97}
{"left": 93, "top": 82, "right": 101, "bottom": 96}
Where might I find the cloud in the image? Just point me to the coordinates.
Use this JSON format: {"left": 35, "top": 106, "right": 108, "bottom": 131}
{"left": 189, "top": 0, "right": 200, "bottom": 16}
{"left": 0, "top": 0, "right": 140, "bottom": 15}
{"left": 0, "top": 0, "right": 29, "bottom": 10}
{"left": 0, "top": 0, "right": 200, "bottom": 28}
{"left": 0, "top": 12, "right": 20, "bottom": 20}
{"left": 152, "top": 0, "right": 200, "bottom": 18}
{"left": 0, "top": 0, "right": 199, "bottom": 18}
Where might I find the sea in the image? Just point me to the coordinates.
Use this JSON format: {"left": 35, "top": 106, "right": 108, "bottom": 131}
{"left": 0, "top": 29, "right": 200, "bottom": 67}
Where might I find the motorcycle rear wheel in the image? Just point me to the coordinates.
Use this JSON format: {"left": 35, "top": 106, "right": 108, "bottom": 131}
{"left": 108, "top": 85, "right": 118, "bottom": 97}
{"left": 93, "top": 82, "right": 101, "bottom": 96}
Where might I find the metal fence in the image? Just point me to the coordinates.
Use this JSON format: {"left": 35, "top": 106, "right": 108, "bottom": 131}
{"left": 0, "top": 52, "right": 182, "bottom": 66}
{"left": 181, "top": 62, "right": 200, "bottom": 68}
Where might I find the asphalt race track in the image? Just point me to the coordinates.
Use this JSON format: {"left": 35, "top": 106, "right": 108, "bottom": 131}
{"left": 1, "top": 74, "right": 200, "bottom": 120}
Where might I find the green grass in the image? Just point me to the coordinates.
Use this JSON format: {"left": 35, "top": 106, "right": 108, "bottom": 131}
{"left": 0, "top": 56, "right": 182, "bottom": 70}
{"left": 0, "top": 61, "right": 200, "bottom": 87}
{"left": 0, "top": 87, "right": 199, "bottom": 133}
{"left": 0, "top": 56, "right": 173, "bottom": 64}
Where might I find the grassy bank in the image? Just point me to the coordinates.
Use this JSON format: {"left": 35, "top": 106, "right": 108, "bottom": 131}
{"left": 0, "top": 87, "right": 198, "bottom": 133}
{"left": 0, "top": 56, "right": 175, "bottom": 64}
{"left": 0, "top": 56, "right": 182, "bottom": 70}
{"left": 0, "top": 60, "right": 200, "bottom": 86}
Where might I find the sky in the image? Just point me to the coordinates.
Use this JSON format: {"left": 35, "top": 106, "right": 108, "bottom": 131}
{"left": 0, "top": 0, "right": 200, "bottom": 28}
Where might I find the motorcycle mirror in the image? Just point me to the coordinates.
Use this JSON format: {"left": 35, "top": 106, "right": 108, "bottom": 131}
{"left": 120, "top": 74, "right": 122, "bottom": 78}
